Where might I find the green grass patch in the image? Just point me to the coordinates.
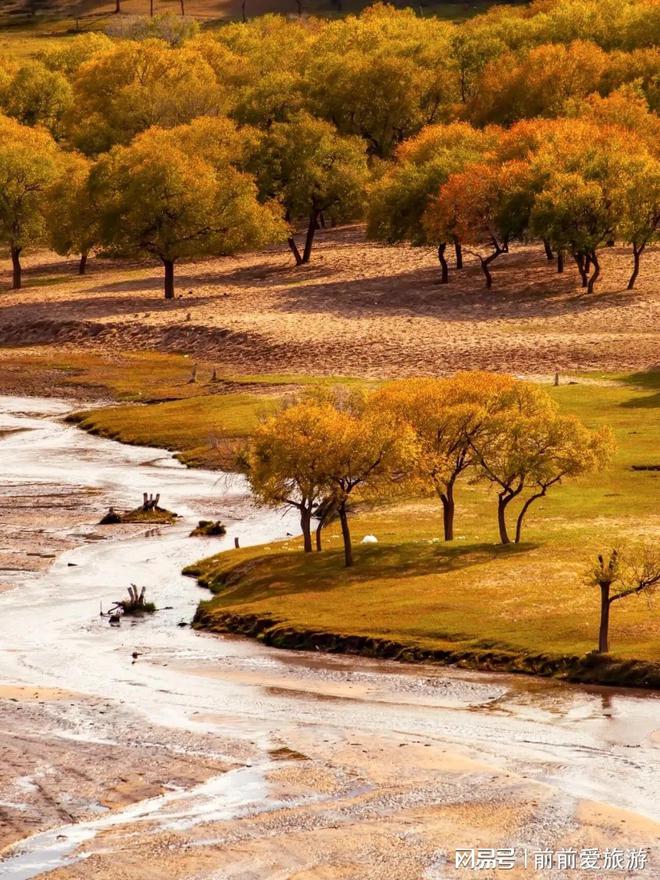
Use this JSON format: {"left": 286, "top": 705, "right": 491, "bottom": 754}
{"left": 0, "top": 347, "right": 362, "bottom": 468}
{"left": 71, "top": 391, "right": 283, "bottom": 468}
{"left": 189, "top": 373, "right": 660, "bottom": 680}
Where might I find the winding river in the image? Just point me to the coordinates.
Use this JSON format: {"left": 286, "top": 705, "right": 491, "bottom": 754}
{"left": 0, "top": 396, "right": 658, "bottom": 880}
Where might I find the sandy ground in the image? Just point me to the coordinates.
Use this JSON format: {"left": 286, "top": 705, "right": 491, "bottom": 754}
{"left": 0, "top": 227, "right": 658, "bottom": 378}
{"left": 2, "top": 670, "right": 658, "bottom": 880}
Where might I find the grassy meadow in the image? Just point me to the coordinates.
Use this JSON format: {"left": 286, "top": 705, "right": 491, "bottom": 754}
{"left": 185, "top": 373, "right": 660, "bottom": 681}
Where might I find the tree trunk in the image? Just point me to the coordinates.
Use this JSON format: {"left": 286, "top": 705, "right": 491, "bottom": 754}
{"left": 300, "top": 508, "right": 312, "bottom": 553}
{"left": 598, "top": 583, "right": 610, "bottom": 653}
{"left": 301, "top": 210, "right": 319, "bottom": 264}
{"left": 543, "top": 239, "right": 554, "bottom": 261}
{"left": 115, "top": 0, "right": 121, "bottom": 11}
{"left": 557, "top": 249, "right": 564, "bottom": 273}
{"left": 150, "top": 0, "right": 154, "bottom": 16}
{"left": 480, "top": 249, "right": 501, "bottom": 290}
{"left": 338, "top": 501, "right": 353, "bottom": 567}
{"left": 287, "top": 236, "right": 303, "bottom": 266}
{"left": 180, "top": 0, "right": 185, "bottom": 13}
{"left": 497, "top": 493, "right": 511, "bottom": 545}
{"left": 514, "top": 489, "right": 545, "bottom": 544}
{"left": 574, "top": 253, "right": 588, "bottom": 287}
{"left": 453, "top": 236, "right": 463, "bottom": 269}
{"left": 315, "top": 519, "right": 324, "bottom": 552}
{"left": 10, "top": 245, "right": 22, "bottom": 290}
{"left": 437, "top": 242, "right": 448, "bottom": 284}
{"left": 241, "top": 0, "right": 247, "bottom": 20}
{"left": 586, "top": 250, "right": 600, "bottom": 294}
{"left": 162, "top": 258, "right": 175, "bottom": 300}
{"left": 440, "top": 483, "right": 455, "bottom": 541}
{"left": 78, "top": 252, "right": 88, "bottom": 276}
{"left": 627, "top": 243, "right": 643, "bottom": 290}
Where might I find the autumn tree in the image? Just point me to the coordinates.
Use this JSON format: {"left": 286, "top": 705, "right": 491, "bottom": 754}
{"left": 68, "top": 40, "right": 227, "bottom": 154}
{"left": 246, "top": 401, "right": 335, "bottom": 553}
{"left": 307, "top": 6, "right": 458, "bottom": 159}
{"left": 530, "top": 172, "right": 613, "bottom": 292}
{"left": 468, "top": 41, "right": 607, "bottom": 126}
{"left": 373, "top": 372, "right": 514, "bottom": 540}
{"left": 319, "top": 407, "right": 418, "bottom": 567}
{"left": 367, "top": 123, "right": 493, "bottom": 281}
{"left": 195, "top": 16, "right": 317, "bottom": 129}
{"left": 424, "top": 160, "right": 535, "bottom": 289}
{"left": 618, "top": 157, "right": 660, "bottom": 290}
{"left": 255, "top": 113, "right": 368, "bottom": 265}
{"left": 91, "top": 126, "right": 285, "bottom": 299}
{"left": 45, "top": 153, "right": 99, "bottom": 275}
{"left": 528, "top": 119, "right": 655, "bottom": 292}
{"left": 37, "top": 32, "right": 114, "bottom": 76}
{"left": 0, "top": 60, "right": 73, "bottom": 139}
{"left": 0, "top": 115, "right": 62, "bottom": 289}
{"left": 471, "top": 383, "right": 613, "bottom": 544}
{"left": 588, "top": 546, "right": 660, "bottom": 653}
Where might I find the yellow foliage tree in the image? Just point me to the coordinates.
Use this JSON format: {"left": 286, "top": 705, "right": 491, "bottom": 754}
{"left": 317, "top": 406, "right": 418, "bottom": 567}
{"left": 0, "top": 115, "right": 63, "bottom": 289}
{"left": 91, "top": 125, "right": 285, "bottom": 299}
{"left": 373, "top": 372, "right": 515, "bottom": 541}
{"left": 68, "top": 39, "right": 227, "bottom": 155}
{"left": 246, "top": 401, "right": 338, "bottom": 553}
{"left": 470, "top": 383, "right": 614, "bottom": 544}
{"left": 45, "top": 152, "right": 99, "bottom": 275}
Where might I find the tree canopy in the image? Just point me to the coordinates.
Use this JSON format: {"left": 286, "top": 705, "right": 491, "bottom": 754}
{"left": 92, "top": 125, "right": 285, "bottom": 298}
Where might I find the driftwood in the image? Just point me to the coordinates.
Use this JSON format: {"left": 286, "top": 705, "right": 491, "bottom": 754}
{"left": 142, "top": 493, "right": 160, "bottom": 511}
{"left": 107, "top": 584, "right": 156, "bottom": 620}
{"left": 100, "top": 506, "right": 121, "bottom": 524}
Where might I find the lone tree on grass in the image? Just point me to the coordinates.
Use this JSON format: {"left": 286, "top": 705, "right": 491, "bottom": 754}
{"left": 92, "top": 126, "right": 285, "bottom": 299}
{"left": 588, "top": 547, "right": 660, "bottom": 653}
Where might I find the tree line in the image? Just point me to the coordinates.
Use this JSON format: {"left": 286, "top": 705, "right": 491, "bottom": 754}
{"left": 245, "top": 372, "right": 613, "bottom": 565}
{"left": 0, "top": 1, "right": 658, "bottom": 294}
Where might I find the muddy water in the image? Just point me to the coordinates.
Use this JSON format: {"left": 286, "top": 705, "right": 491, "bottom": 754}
{"left": 0, "top": 396, "right": 658, "bottom": 880}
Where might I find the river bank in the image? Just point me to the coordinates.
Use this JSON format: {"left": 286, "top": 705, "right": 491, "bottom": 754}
{"left": 192, "top": 607, "right": 660, "bottom": 690}
{"left": 1, "top": 395, "right": 659, "bottom": 880}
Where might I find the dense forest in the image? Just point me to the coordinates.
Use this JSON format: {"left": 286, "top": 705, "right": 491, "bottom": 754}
{"left": 0, "top": 0, "right": 658, "bottom": 295}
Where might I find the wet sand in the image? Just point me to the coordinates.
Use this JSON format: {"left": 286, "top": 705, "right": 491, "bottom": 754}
{"left": 0, "top": 396, "right": 659, "bottom": 879}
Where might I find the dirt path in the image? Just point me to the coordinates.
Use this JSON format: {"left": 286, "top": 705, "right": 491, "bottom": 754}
{"left": 1, "top": 228, "right": 658, "bottom": 378}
